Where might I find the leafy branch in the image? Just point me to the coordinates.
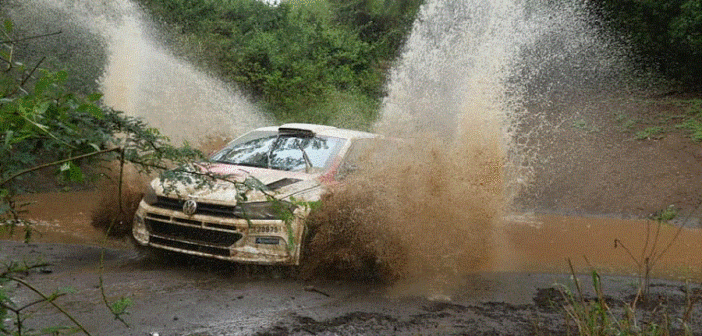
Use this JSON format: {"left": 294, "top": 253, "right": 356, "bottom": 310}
{"left": 7, "top": 276, "right": 92, "bottom": 336}
{"left": 0, "top": 30, "right": 62, "bottom": 45}
{"left": 0, "top": 19, "right": 218, "bottom": 335}
{"left": 0, "top": 147, "right": 120, "bottom": 187}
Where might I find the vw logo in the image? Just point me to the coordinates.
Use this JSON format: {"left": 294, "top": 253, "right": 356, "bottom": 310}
{"left": 183, "top": 200, "right": 198, "bottom": 216}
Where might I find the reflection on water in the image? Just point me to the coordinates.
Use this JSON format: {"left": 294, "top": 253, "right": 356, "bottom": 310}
{"left": 6, "top": 192, "right": 701, "bottom": 282}
{"left": 5, "top": 191, "right": 129, "bottom": 249}
{"left": 499, "top": 215, "right": 702, "bottom": 281}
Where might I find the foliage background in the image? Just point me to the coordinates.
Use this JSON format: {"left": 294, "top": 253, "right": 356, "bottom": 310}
{"left": 594, "top": 0, "right": 702, "bottom": 90}
{"left": 133, "top": 0, "right": 422, "bottom": 130}
{"left": 131, "top": 0, "right": 701, "bottom": 130}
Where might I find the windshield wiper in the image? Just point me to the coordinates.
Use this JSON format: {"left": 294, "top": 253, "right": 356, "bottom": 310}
{"left": 267, "top": 135, "right": 281, "bottom": 169}
{"left": 211, "top": 160, "right": 265, "bottom": 168}
{"left": 295, "top": 140, "right": 313, "bottom": 173}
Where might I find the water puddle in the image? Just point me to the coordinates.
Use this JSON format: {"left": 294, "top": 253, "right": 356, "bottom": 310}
{"left": 500, "top": 215, "right": 702, "bottom": 281}
{"left": 4, "top": 191, "right": 129, "bottom": 249}
{"left": 4, "top": 192, "right": 700, "bottom": 282}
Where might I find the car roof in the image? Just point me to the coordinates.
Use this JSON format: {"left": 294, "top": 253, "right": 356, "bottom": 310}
{"left": 254, "top": 123, "right": 378, "bottom": 140}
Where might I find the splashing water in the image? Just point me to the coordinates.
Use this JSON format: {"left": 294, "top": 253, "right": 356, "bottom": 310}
{"left": 3, "top": 0, "right": 268, "bottom": 144}
{"left": 306, "top": 0, "right": 634, "bottom": 297}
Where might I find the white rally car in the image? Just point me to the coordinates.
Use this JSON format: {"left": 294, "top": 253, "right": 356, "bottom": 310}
{"left": 132, "top": 123, "right": 378, "bottom": 265}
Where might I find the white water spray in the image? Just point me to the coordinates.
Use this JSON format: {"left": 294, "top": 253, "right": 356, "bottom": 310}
{"left": 379, "top": 0, "right": 631, "bottom": 206}
{"left": 311, "top": 0, "right": 636, "bottom": 296}
{"left": 4, "top": 0, "right": 268, "bottom": 144}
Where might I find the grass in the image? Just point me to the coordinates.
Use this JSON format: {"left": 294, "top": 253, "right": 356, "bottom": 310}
{"left": 558, "top": 266, "right": 697, "bottom": 335}
{"left": 612, "top": 97, "right": 702, "bottom": 142}
{"left": 555, "top": 204, "right": 702, "bottom": 335}
{"left": 634, "top": 126, "right": 666, "bottom": 140}
{"left": 573, "top": 118, "right": 601, "bottom": 133}
{"left": 673, "top": 98, "right": 702, "bottom": 142}
{"left": 614, "top": 113, "right": 640, "bottom": 131}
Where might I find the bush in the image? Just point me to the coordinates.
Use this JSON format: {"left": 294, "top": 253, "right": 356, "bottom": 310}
{"left": 135, "top": 0, "right": 421, "bottom": 127}
{"left": 595, "top": 0, "right": 702, "bottom": 89}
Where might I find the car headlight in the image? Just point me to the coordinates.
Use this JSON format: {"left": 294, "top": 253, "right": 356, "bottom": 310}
{"left": 234, "top": 201, "right": 296, "bottom": 220}
{"left": 143, "top": 184, "right": 158, "bottom": 205}
{"left": 132, "top": 214, "right": 149, "bottom": 244}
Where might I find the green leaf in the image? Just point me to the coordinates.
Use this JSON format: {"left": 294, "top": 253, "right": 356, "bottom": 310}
{"left": 0, "top": 199, "right": 10, "bottom": 216}
{"left": 41, "top": 326, "right": 78, "bottom": 334}
{"left": 59, "top": 162, "right": 71, "bottom": 172}
{"left": 3, "top": 130, "right": 12, "bottom": 147}
{"left": 77, "top": 103, "right": 104, "bottom": 119}
{"left": 3, "top": 20, "right": 13, "bottom": 34}
{"left": 87, "top": 93, "right": 103, "bottom": 102}
{"left": 34, "top": 101, "right": 51, "bottom": 114}
{"left": 65, "top": 161, "right": 84, "bottom": 183}
{"left": 23, "top": 227, "right": 32, "bottom": 243}
{"left": 56, "top": 70, "right": 68, "bottom": 83}
{"left": 110, "top": 297, "right": 133, "bottom": 315}
{"left": 58, "top": 286, "right": 76, "bottom": 294}
{"left": 34, "top": 77, "right": 50, "bottom": 96}
{"left": 243, "top": 176, "right": 267, "bottom": 191}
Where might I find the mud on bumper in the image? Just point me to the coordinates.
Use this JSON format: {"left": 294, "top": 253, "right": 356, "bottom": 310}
{"left": 132, "top": 202, "right": 301, "bottom": 265}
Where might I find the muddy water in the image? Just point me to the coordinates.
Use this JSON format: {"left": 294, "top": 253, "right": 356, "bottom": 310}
{"left": 4, "top": 192, "right": 700, "bottom": 282}
{"left": 499, "top": 215, "right": 702, "bottom": 281}
{"left": 5, "top": 191, "right": 129, "bottom": 249}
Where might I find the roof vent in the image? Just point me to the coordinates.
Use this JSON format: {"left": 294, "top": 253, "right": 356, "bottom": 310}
{"left": 278, "top": 127, "right": 315, "bottom": 137}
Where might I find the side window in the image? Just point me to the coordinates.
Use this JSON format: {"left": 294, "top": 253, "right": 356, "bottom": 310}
{"left": 337, "top": 143, "right": 358, "bottom": 181}
{"left": 337, "top": 138, "right": 379, "bottom": 180}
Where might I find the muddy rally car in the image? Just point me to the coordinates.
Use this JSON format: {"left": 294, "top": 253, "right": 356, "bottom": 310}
{"left": 132, "top": 124, "right": 377, "bottom": 265}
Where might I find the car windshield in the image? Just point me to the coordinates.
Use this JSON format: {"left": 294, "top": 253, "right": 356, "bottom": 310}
{"left": 210, "top": 130, "right": 346, "bottom": 172}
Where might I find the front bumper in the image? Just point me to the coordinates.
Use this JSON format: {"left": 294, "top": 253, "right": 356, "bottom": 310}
{"left": 133, "top": 201, "right": 303, "bottom": 265}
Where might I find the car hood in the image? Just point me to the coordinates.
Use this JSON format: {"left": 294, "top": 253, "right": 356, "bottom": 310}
{"left": 152, "top": 163, "right": 323, "bottom": 204}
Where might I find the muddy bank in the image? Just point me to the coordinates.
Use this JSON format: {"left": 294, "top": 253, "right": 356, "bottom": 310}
{"left": 517, "top": 95, "right": 702, "bottom": 218}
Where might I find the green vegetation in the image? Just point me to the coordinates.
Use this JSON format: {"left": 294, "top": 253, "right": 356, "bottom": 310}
{"left": 135, "top": 0, "right": 422, "bottom": 129}
{"left": 675, "top": 99, "right": 702, "bottom": 141}
{"left": 0, "top": 20, "right": 209, "bottom": 335}
{"left": 596, "top": 0, "right": 702, "bottom": 89}
{"left": 558, "top": 267, "right": 696, "bottom": 335}
{"left": 557, "top": 204, "right": 698, "bottom": 335}
{"left": 0, "top": 20, "right": 310, "bottom": 334}
{"left": 573, "top": 118, "right": 601, "bottom": 133}
{"left": 2, "top": 0, "right": 702, "bottom": 334}
{"left": 634, "top": 126, "right": 666, "bottom": 140}
{"left": 126, "top": 0, "right": 701, "bottom": 132}
{"left": 610, "top": 98, "right": 702, "bottom": 142}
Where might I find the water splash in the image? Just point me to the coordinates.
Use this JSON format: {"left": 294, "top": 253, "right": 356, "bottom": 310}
{"left": 306, "top": 0, "right": 635, "bottom": 297}
{"left": 4, "top": 0, "right": 268, "bottom": 144}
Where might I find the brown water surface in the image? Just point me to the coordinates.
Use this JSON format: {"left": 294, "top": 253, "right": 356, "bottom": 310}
{"left": 4, "top": 192, "right": 701, "bottom": 281}
{"left": 4, "top": 191, "right": 129, "bottom": 249}
{"left": 500, "top": 214, "right": 702, "bottom": 281}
